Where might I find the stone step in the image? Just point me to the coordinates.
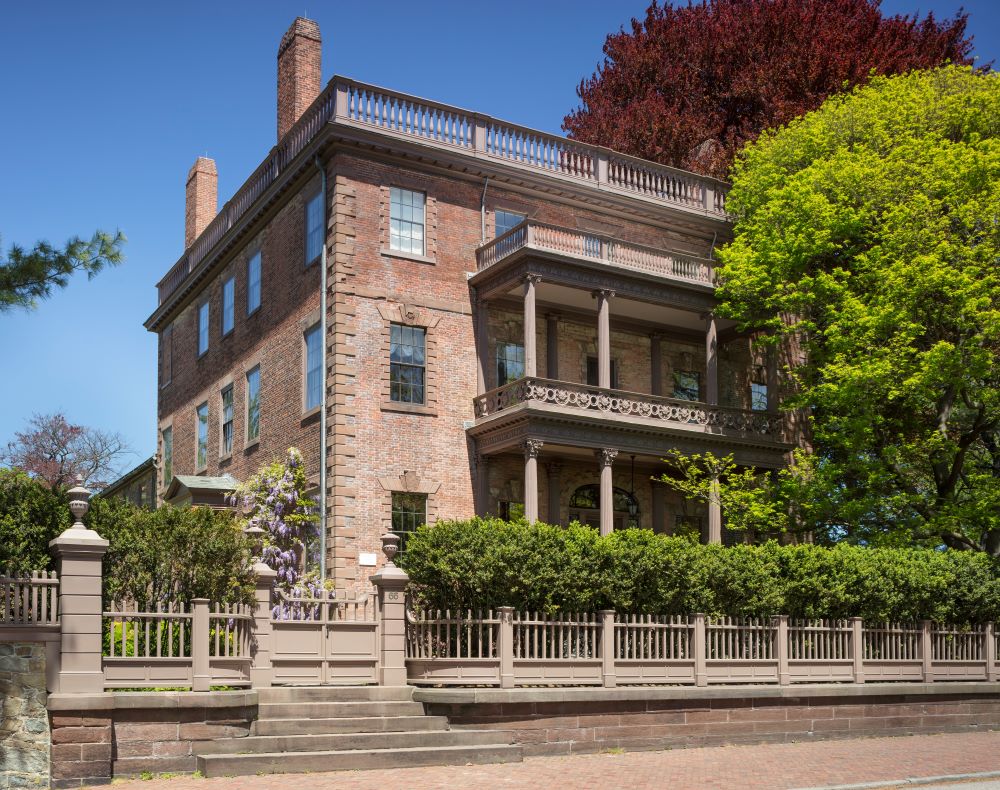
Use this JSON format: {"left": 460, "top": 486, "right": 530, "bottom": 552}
{"left": 252, "top": 715, "right": 450, "bottom": 736}
{"left": 258, "top": 700, "right": 425, "bottom": 719}
{"left": 256, "top": 686, "right": 413, "bottom": 704}
{"left": 196, "top": 743, "right": 523, "bottom": 777}
{"left": 196, "top": 728, "right": 509, "bottom": 756}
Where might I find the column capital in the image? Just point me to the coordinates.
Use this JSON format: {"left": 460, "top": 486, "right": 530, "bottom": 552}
{"left": 544, "top": 311, "right": 561, "bottom": 321}
{"left": 592, "top": 288, "right": 616, "bottom": 300}
{"left": 523, "top": 438, "right": 544, "bottom": 459}
{"left": 525, "top": 273, "right": 543, "bottom": 285}
{"left": 596, "top": 447, "right": 619, "bottom": 467}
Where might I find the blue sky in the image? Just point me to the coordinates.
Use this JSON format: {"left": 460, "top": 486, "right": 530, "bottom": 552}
{"left": 1, "top": 0, "right": 997, "bottom": 477}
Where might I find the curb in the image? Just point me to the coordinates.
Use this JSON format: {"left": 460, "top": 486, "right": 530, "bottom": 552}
{"left": 794, "top": 770, "right": 1000, "bottom": 790}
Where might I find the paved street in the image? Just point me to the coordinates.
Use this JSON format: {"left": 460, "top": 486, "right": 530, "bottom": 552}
{"left": 87, "top": 731, "right": 1000, "bottom": 790}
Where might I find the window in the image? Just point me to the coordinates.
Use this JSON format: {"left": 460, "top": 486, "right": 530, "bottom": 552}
{"left": 568, "top": 484, "right": 640, "bottom": 530}
{"left": 222, "top": 276, "right": 235, "bottom": 336}
{"left": 161, "top": 427, "right": 173, "bottom": 487}
{"left": 389, "top": 187, "right": 425, "bottom": 255}
{"left": 247, "top": 251, "right": 261, "bottom": 314}
{"left": 391, "top": 492, "right": 427, "bottom": 551}
{"left": 196, "top": 403, "right": 209, "bottom": 470}
{"left": 673, "top": 370, "right": 700, "bottom": 401}
{"left": 221, "top": 386, "right": 234, "bottom": 456}
{"left": 389, "top": 324, "right": 426, "bottom": 404}
{"left": 496, "top": 341, "right": 525, "bottom": 386}
{"left": 751, "top": 381, "right": 768, "bottom": 412}
{"left": 586, "top": 356, "right": 620, "bottom": 389}
{"left": 305, "top": 191, "right": 324, "bottom": 264}
{"left": 305, "top": 324, "right": 322, "bottom": 411}
{"left": 160, "top": 324, "right": 173, "bottom": 387}
{"left": 246, "top": 366, "right": 261, "bottom": 442}
{"left": 495, "top": 210, "right": 525, "bottom": 238}
{"left": 198, "top": 302, "right": 209, "bottom": 356}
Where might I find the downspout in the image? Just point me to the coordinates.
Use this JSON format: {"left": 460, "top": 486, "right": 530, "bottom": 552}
{"left": 315, "top": 155, "right": 329, "bottom": 582}
{"left": 480, "top": 177, "right": 489, "bottom": 243}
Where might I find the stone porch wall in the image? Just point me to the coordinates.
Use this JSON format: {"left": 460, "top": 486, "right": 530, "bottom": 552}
{"left": 416, "top": 684, "right": 1000, "bottom": 758}
{"left": 47, "top": 691, "right": 256, "bottom": 788}
{"left": 1, "top": 642, "right": 49, "bottom": 790}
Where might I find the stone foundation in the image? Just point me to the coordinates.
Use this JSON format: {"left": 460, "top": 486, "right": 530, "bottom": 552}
{"left": 0, "top": 642, "right": 49, "bottom": 789}
{"left": 416, "top": 683, "right": 1000, "bottom": 757}
{"left": 47, "top": 690, "right": 256, "bottom": 788}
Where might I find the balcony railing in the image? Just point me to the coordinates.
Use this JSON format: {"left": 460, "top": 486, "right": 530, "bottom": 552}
{"left": 475, "top": 221, "right": 715, "bottom": 285}
{"left": 156, "top": 76, "right": 730, "bottom": 308}
{"left": 473, "top": 377, "right": 785, "bottom": 440}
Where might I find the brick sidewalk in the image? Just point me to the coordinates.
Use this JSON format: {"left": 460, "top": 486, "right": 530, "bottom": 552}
{"left": 86, "top": 731, "right": 1000, "bottom": 790}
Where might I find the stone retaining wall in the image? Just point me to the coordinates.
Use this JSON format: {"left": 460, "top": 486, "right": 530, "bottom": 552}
{"left": 416, "top": 683, "right": 1000, "bottom": 757}
{"left": 47, "top": 691, "right": 256, "bottom": 788}
{"left": 1, "top": 642, "right": 49, "bottom": 789}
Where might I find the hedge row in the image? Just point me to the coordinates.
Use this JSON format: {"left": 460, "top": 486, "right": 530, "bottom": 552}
{"left": 401, "top": 518, "right": 1000, "bottom": 623}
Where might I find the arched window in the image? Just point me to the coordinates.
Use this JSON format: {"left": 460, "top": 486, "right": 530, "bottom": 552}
{"left": 568, "top": 484, "right": 640, "bottom": 530}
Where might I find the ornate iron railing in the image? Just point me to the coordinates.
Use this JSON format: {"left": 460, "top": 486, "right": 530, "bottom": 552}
{"left": 473, "top": 377, "right": 785, "bottom": 439}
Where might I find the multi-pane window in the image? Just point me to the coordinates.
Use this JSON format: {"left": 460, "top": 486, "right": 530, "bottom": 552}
{"left": 305, "top": 324, "right": 322, "bottom": 411}
{"left": 389, "top": 188, "right": 425, "bottom": 255}
{"left": 196, "top": 403, "right": 209, "bottom": 470}
{"left": 586, "top": 356, "right": 620, "bottom": 389}
{"left": 198, "top": 302, "right": 209, "bottom": 356}
{"left": 495, "top": 210, "right": 525, "bottom": 237}
{"left": 222, "top": 277, "right": 235, "bottom": 336}
{"left": 389, "top": 324, "right": 426, "bottom": 404}
{"left": 247, "top": 251, "right": 261, "bottom": 314}
{"left": 305, "top": 191, "right": 324, "bottom": 264}
{"left": 160, "top": 324, "right": 173, "bottom": 387}
{"left": 161, "top": 427, "right": 173, "bottom": 487}
{"left": 673, "top": 370, "right": 700, "bottom": 401}
{"left": 221, "top": 386, "right": 234, "bottom": 456}
{"left": 751, "top": 381, "right": 768, "bottom": 411}
{"left": 391, "top": 492, "right": 427, "bottom": 551}
{"left": 496, "top": 341, "right": 525, "bottom": 386}
{"left": 246, "top": 366, "right": 261, "bottom": 441}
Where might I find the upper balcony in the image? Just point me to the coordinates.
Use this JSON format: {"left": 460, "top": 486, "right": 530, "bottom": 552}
{"left": 150, "top": 76, "right": 730, "bottom": 326}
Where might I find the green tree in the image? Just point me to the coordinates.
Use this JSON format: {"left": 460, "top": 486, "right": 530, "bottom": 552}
{"left": 0, "top": 230, "right": 126, "bottom": 312}
{"left": 0, "top": 468, "right": 69, "bottom": 572}
{"left": 718, "top": 66, "right": 1000, "bottom": 551}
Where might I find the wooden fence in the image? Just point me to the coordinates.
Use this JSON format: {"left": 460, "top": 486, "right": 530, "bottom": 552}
{"left": 405, "top": 609, "right": 1000, "bottom": 688}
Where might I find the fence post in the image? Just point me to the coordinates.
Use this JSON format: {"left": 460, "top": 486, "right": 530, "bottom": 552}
{"left": 600, "top": 610, "right": 616, "bottom": 689}
{"left": 921, "top": 620, "right": 935, "bottom": 683}
{"left": 776, "top": 615, "right": 790, "bottom": 686}
{"left": 371, "top": 535, "right": 409, "bottom": 687}
{"left": 49, "top": 482, "right": 108, "bottom": 694}
{"left": 985, "top": 622, "right": 997, "bottom": 682}
{"left": 192, "top": 599, "right": 210, "bottom": 692}
{"left": 850, "top": 617, "right": 865, "bottom": 684}
{"left": 694, "top": 613, "right": 707, "bottom": 687}
{"left": 250, "top": 562, "right": 277, "bottom": 688}
{"left": 498, "top": 606, "right": 514, "bottom": 689}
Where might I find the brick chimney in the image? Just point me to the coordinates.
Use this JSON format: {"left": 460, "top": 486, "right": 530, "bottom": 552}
{"left": 277, "top": 17, "right": 322, "bottom": 141}
{"left": 185, "top": 157, "right": 218, "bottom": 249}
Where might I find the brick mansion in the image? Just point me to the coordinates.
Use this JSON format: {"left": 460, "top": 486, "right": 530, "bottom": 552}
{"left": 145, "top": 18, "right": 793, "bottom": 593}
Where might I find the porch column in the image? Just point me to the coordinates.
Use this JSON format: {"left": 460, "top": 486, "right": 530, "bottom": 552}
{"left": 705, "top": 313, "right": 719, "bottom": 405}
{"left": 650, "top": 333, "right": 662, "bottom": 395}
{"left": 546, "top": 461, "right": 562, "bottom": 526}
{"left": 475, "top": 295, "right": 489, "bottom": 395}
{"left": 524, "top": 439, "right": 543, "bottom": 523}
{"left": 546, "top": 313, "right": 560, "bottom": 380}
{"left": 595, "top": 289, "right": 614, "bottom": 388}
{"left": 596, "top": 447, "right": 618, "bottom": 536}
{"left": 766, "top": 344, "right": 779, "bottom": 412}
{"left": 476, "top": 452, "right": 491, "bottom": 517}
{"left": 524, "top": 275, "right": 541, "bottom": 377}
{"left": 707, "top": 474, "right": 723, "bottom": 544}
{"left": 651, "top": 480, "right": 667, "bottom": 534}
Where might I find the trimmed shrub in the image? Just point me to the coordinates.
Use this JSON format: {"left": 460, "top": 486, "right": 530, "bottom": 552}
{"left": 0, "top": 468, "right": 69, "bottom": 572}
{"left": 401, "top": 518, "right": 1000, "bottom": 623}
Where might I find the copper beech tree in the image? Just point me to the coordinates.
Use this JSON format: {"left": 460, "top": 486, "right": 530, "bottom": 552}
{"left": 564, "top": 0, "right": 978, "bottom": 179}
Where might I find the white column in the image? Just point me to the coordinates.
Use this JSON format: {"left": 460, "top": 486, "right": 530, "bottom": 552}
{"left": 524, "top": 276, "right": 540, "bottom": 378}
{"left": 596, "top": 447, "right": 618, "bottom": 536}
{"left": 524, "top": 439, "right": 543, "bottom": 523}
{"left": 595, "top": 289, "right": 614, "bottom": 388}
{"left": 707, "top": 474, "right": 722, "bottom": 544}
{"left": 705, "top": 313, "right": 719, "bottom": 405}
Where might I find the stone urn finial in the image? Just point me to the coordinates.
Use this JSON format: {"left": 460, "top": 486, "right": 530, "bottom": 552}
{"left": 66, "top": 476, "right": 91, "bottom": 530}
{"left": 381, "top": 533, "right": 400, "bottom": 566}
